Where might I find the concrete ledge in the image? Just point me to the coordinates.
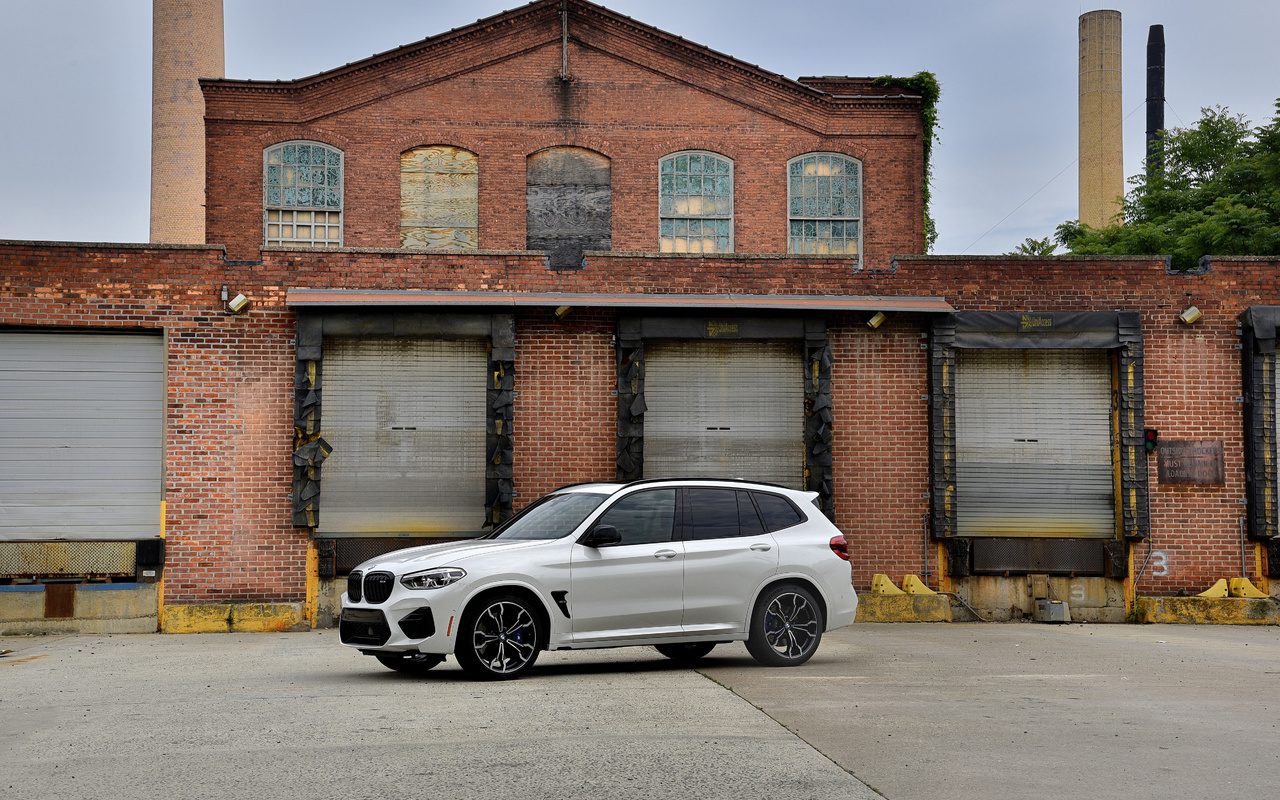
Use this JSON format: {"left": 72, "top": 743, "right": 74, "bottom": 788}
{"left": 1135, "top": 596, "right": 1280, "bottom": 625}
{"left": 162, "top": 602, "right": 308, "bottom": 633}
{"left": 0, "top": 584, "right": 159, "bottom": 635}
{"left": 855, "top": 594, "right": 952, "bottom": 623}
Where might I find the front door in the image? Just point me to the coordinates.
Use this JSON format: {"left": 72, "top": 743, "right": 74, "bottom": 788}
{"left": 569, "top": 489, "right": 683, "bottom": 642}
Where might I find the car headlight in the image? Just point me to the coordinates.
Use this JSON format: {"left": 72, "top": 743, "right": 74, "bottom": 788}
{"left": 399, "top": 567, "right": 466, "bottom": 590}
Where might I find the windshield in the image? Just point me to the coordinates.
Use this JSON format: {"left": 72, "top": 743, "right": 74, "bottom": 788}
{"left": 486, "top": 492, "right": 608, "bottom": 540}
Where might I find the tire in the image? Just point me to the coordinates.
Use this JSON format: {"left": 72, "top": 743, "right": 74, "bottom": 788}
{"left": 454, "top": 594, "right": 542, "bottom": 680}
{"left": 655, "top": 642, "right": 716, "bottom": 664}
{"left": 745, "top": 583, "right": 824, "bottom": 667}
{"left": 374, "top": 652, "right": 445, "bottom": 675}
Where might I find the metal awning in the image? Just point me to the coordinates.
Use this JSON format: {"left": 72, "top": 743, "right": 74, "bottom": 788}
{"left": 285, "top": 289, "right": 954, "bottom": 313}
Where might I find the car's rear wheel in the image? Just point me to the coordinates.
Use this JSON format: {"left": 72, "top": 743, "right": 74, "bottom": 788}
{"left": 374, "top": 652, "right": 445, "bottom": 675}
{"left": 655, "top": 642, "right": 716, "bottom": 664}
{"left": 454, "top": 594, "right": 542, "bottom": 680}
{"left": 745, "top": 584, "right": 823, "bottom": 667}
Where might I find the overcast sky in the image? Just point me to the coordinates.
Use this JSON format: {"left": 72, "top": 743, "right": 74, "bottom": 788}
{"left": 1, "top": 0, "right": 1277, "bottom": 255}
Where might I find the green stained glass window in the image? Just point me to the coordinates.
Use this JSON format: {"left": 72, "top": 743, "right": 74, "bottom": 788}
{"left": 264, "top": 141, "right": 343, "bottom": 247}
{"left": 786, "top": 152, "right": 860, "bottom": 260}
{"left": 659, "top": 150, "right": 733, "bottom": 253}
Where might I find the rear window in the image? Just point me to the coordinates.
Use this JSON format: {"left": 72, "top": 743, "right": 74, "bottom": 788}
{"left": 752, "top": 492, "right": 804, "bottom": 532}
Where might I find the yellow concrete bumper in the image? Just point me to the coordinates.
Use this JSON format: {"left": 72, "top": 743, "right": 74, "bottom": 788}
{"left": 162, "top": 602, "right": 308, "bottom": 633}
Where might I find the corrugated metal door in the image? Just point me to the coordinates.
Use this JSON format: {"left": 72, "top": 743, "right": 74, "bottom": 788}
{"left": 0, "top": 332, "right": 163, "bottom": 541}
{"left": 319, "top": 339, "right": 487, "bottom": 537}
{"left": 644, "top": 341, "right": 804, "bottom": 488}
{"left": 955, "top": 349, "right": 1115, "bottom": 538}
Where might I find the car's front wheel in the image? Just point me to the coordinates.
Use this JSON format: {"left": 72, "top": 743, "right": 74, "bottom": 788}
{"left": 655, "top": 642, "right": 716, "bottom": 664}
{"left": 454, "top": 594, "right": 542, "bottom": 680}
{"left": 745, "top": 583, "right": 823, "bottom": 667}
{"left": 374, "top": 652, "right": 445, "bottom": 675}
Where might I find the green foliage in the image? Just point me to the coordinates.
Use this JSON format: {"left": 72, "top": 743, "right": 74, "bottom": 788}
{"left": 1006, "top": 236, "right": 1058, "bottom": 256}
{"left": 1056, "top": 100, "right": 1280, "bottom": 270}
{"left": 873, "top": 72, "right": 941, "bottom": 252}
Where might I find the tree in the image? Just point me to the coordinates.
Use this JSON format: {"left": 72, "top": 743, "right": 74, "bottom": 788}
{"left": 1055, "top": 100, "right": 1280, "bottom": 270}
{"left": 1006, "top": 236, "right": 1058, "bottom": 256}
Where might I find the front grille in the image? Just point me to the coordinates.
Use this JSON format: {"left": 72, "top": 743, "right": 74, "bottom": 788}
{"left": 397, "top": 608, "right": 436, "bottom": 640}
{"left": 340, "top": 608, "right": 392, "bottom": 646}
{"left": 347, "top": 570, "right": 363, "bottom": 602}
{"left": 364, "top": 571, "right": 395, "bottom": 604}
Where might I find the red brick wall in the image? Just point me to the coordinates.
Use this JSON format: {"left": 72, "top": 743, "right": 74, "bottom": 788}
{"left": 202, "top": 7, "right": 925, "bottom": 264}
{"left": 4, "top": 243, "right": 1278, "bottom": 600}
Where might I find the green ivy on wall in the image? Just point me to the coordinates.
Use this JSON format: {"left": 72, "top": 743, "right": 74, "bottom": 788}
{"left": 872, "top": 72, "right": 941, "bottom": 252}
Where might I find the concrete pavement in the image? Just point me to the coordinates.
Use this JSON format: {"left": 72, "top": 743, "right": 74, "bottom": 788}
{"left": 703, "top": 622, "right": 1280, "bottom": 800}
{"left": 5, "top": 622, "right": 1278, "bottom": 800}
{"left": 1, "top": 631, "right": 877, "bottom": 800}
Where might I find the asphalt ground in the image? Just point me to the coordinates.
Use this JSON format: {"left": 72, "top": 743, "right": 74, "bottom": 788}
{"left": 3, "top": 623, "right": 1278, "bottom": 800}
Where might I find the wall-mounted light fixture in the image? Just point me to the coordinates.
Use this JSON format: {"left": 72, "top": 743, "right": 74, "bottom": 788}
{"left": 867, "top": 311, "right": 887, "bottom": 329}
{"left": 554, "top": 305, "right": 572, "bottom": 320}
{"left": 222, "top": 285, "right": 250, "bottom": 315}
{"left": 1179, "top": 305, "right": 1202, "bottom": 325}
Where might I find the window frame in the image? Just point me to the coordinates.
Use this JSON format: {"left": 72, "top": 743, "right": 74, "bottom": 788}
{"left": 263, "top": 140, "right": 344, "bottom": 248}
{"left": 658, "top": 150, "right": 734, "bottom": 254}
{"left": 786, "top": 152, "right": 862, "bottom": 262}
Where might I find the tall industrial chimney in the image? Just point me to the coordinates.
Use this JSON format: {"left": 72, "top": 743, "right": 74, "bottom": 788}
{"left": 1078, "top": 10, "right": 1124, "bottom": 229}
{"left": 151, "top": 0, "right": 224, "bottom": 244}
{"left": 1146, "top": 25, "right": 1166, "bottom": 179}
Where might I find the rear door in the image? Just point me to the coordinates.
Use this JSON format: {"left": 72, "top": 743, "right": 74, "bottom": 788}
{"left": 679, "top": 488, "right": 779, "bottom": 635}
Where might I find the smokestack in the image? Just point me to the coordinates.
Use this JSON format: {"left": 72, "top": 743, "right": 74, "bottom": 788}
{"left": 151, "top": 0, "right": 224, "bottom": 244}
{"left": 1146, "top": 25, "right": 1166, "bottom": 179}
{"left": 1078, "top": 10, "right": 1124, "bottom": 229}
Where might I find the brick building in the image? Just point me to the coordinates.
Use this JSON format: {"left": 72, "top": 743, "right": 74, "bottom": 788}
{"left": 1, "top": 0, "right": 1276, "bottom": 633}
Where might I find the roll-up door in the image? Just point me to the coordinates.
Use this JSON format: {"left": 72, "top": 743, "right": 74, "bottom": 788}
{"left": 0, "top": 332, "right": 163, "bottom": 541}
{"left": 955, "top": 349, "right": 1115, "bottom": 538}
{"left": 319, "top": 339, "right": 487, "bottom": 537}
{"left": 644, "top": 341, "right": 804, "bottom": 488}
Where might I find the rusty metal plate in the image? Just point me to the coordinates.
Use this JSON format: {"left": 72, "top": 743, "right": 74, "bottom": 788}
{"left": 1157, "top": 440, "right": 1225, "bottom": 485}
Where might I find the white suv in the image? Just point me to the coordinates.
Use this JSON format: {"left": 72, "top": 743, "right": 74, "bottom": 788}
{"left": 339, "top": 479, "right": 858, "bottom": 680}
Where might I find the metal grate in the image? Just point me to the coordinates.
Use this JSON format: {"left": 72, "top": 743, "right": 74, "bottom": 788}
{"left": 0, "top": 541, "right": 136, "bottom": 578}
{"left": 335, "top": 537, "right": 471, "bottom": 574}
{"left": 339, "top": 609, "right": 391, "bottom": 647}
{"left": 971, "top": 538, "right": 1106, "bottom": 575}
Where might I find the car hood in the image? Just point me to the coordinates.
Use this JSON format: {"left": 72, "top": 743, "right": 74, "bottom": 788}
{"left": 355, "top": 538, "right": 551, "bottom": 574}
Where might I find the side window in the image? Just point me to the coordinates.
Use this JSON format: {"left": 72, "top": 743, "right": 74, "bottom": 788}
{"left": 738, "top": 491, "right": 765, "bottom": 536}
{"left": 595, "top": 489, "right": 676, "bottom": 545}
{"left": 787, "top": 153, "right": 861, "bottom": 260}
{"left": 401, "top": 146, "right": 478, "bottom": 249}
{"left": 659, "top": 151, "right": 732, "bottom": 253}
{"left": 527, "top": 146, "right": 611, "bottom": 268}
{"left": 685, "top": 487, "right": 740, "bottom": 540}
{"left": 752, "top": 492, "right": 804, "bottom": 532}
{"left": 264, "top": 141, "right": 343, "bottom": 247}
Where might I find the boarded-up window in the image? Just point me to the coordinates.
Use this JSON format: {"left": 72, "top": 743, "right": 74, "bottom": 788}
{"left": 526, "top": 146, "right": 611, "bottom": 268}
{"left": 401, "top": 146, "right": 478, "bottom": 249}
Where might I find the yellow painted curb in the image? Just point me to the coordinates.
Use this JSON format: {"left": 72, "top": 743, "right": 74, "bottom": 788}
{"left": 856, "top": 594, "right": 952, "bottom": 623}
{"left": 162, "top": 602, "right": 306, "bottom": 633}
{"left": 1134, "top": 596, "right": 1280, "bottom": 625}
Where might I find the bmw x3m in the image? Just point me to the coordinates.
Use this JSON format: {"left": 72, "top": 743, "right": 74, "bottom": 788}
{"left": 339, "top": 479, "right": 858, "bottom": 680}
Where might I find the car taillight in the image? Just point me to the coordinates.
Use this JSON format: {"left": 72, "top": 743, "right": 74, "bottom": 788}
{"left": 829, "top": 535, "right": 850, "bottom": 561}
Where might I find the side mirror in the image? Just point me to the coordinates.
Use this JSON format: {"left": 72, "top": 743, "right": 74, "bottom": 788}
{"left": 583, "top": 524, "right": 622, "bottom": 547}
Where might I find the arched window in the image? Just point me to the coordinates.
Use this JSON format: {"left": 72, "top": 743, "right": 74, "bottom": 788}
{"left": 526, "top": 146, "right": 610, "bottom": 268}
{"left": 787, "top": 153, "right": 861, "bottom": 258}
{"left": 263, "top": 141, "right": 343, "bottom": 247}
{"left": 401, "top": 146, "right": 478, "bottom": 249}
{"left": 659, "top": 151, "right": 732, "bottom": 253}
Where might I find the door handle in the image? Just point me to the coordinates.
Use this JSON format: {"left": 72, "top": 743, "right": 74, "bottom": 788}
{"left": 749, "top": 543, "right": 772, "bottom": 552}
{"left": 654, "top": 549, "right": 678, "bottom": 560}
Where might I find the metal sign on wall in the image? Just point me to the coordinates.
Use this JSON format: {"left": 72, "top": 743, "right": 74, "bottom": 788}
{"left": 1157, "top": 440, "right": 1225, "bottom": 486}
